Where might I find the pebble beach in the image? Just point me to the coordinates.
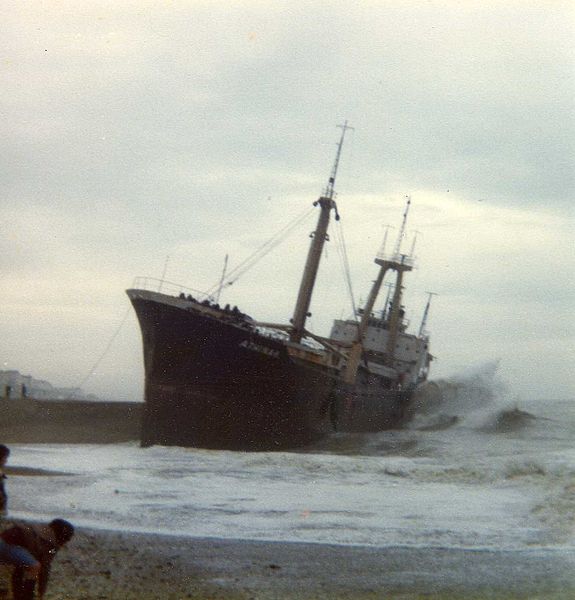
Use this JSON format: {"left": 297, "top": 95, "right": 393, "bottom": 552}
{"left": 1, "top": 525, "right": 572, "bottom": 600}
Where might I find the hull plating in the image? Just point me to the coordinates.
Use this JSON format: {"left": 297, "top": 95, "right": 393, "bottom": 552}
{"left": 128, "top": 290, "right": 413, "bottom": 450}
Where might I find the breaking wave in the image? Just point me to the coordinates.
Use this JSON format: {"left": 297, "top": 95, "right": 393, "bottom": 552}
{"left": 306, "top": 361, "right": 548, "bottom": 458}
{"left": 412, "top": 360, "right": 505, "bottom": 414}
{"left": 410, "top": 360, "right": 538, "bottom": 434}
{"left": 479, "top": 407, "right": 538, "bottom": 433}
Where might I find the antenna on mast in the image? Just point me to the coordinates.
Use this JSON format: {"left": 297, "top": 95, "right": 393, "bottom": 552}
{"left": 393, "top": 195, "right": 411, "bottom": 256}
{"left": 409, "top": 230, "right": 421, "bottom": 257}
{"left": 378, "top": 225, "right": 391, "bottom": 257}
{"left": 418, "top": 291, "right": 437, "bottom": 337}
{"left": 324, "top": 120, "right": 354, "bottom": 201}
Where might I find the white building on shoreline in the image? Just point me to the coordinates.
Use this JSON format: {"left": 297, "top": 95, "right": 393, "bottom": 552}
{"left": 0, "top": 370, "right": 97, "bottom": 401}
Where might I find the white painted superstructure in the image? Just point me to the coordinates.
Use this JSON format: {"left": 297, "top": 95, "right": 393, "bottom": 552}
{"left": 330, "top": 197, "right": 433, "bottom": 389}
{"left": 330, "top": 316, "right": 431, "bottom": 387}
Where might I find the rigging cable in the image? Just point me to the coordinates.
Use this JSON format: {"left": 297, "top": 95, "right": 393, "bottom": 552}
{"left": 205, "top": 205, "right": 316, "bottom": 295}
{"left": 334, "top": 216, "right": 358, "bottom": 321}
{"left": 67, "top": 305, "right": 132, "bottom": 398}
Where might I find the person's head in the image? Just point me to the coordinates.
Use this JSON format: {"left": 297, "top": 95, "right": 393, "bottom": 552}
{"left": 49, "top": 519, "right": 75, "bottom": 547}
{"left": 0, "top": 445, "right": 10, "bottom": 467}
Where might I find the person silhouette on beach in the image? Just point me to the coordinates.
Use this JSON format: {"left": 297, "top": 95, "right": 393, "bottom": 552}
{"left": 0, "top": 518, "right": 74, "bottom": 600}
{"left": 0, "top": 445, "right": 10, "bottom": 517}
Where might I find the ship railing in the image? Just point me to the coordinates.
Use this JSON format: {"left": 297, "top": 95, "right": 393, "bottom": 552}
{"left": 254, "top": 325, "right": 325, "bottom": 352}
{"left": 375, "top": 252, "right": 416, "bottom": 269}
{"left": 130, "top": 277, "right": 213, "bottom": 301}
{"left": 255, "top": 325, "right": 290, "bottom": 342}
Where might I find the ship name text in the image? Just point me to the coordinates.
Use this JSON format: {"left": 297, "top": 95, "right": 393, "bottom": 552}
{"left": 239, "top": 340, "right": 280, "bottom": 358}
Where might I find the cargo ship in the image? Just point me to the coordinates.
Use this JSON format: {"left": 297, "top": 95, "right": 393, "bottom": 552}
{"left": 128, "top": 124, "right": 433, "bottom": 450}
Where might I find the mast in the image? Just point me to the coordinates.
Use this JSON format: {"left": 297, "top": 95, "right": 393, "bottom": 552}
{"left": 383, "top": 196, "right": 413, "bottom": 366}
{"left": 381, "top": 282, "right": 394, "bottom": 320}
{"left": 384, "top": 256, "right": 412, "bottom": 365}
{"left": 290, "top": 122, "right": 352, "bottom": 343}
{"left": 418, "top": 291, "right": 436, "bottom": 337}
{"left": 409, "top": 230, "right": 420, "bottom": 257}
{"left": 215, "top": 254, "right": 229, "bottom": 304}
{"left": 158, "top": 254, "right": 170, "bottom": 293}
{"left": 343, "top": 258, "right": 394, "bottom": 383}
{"left": 344, "top": 197, "right": 414, "bottom": 383}
{"left": 393, "top": 195, "right": 411, "bottom": 255}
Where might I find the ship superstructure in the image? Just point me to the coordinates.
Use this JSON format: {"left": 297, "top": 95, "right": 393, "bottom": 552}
{"left": 332, "top": 198, "right": 431, "bottom": 392}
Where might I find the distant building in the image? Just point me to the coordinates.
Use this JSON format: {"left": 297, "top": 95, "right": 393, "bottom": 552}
{"left": 0, "top": 370, "right": 96, "bottom": 401}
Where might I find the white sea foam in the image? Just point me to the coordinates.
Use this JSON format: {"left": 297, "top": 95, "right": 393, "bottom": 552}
{"left": 7, "top": 366, "right": 575, "bottom": 551}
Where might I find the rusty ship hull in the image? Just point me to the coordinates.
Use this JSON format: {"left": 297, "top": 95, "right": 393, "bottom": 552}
{"left": 129, "top": 289, "right": 335, "bottom": 450}
{"left": 128, "top": 288, "right": 413, "bottom": 450}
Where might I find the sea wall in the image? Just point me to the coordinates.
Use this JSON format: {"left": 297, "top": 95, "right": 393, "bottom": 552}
{"left": 0, "top": 398, "right": 142, "bottom": 443}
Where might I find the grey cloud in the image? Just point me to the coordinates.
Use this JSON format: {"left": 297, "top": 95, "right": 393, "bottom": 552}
{"left": 1, "top": 2, "right": 574, "bottom": 399}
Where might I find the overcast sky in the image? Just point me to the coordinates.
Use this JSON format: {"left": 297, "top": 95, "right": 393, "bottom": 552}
{"left": 1, "top": 1, "right": 573, "bottom": 402}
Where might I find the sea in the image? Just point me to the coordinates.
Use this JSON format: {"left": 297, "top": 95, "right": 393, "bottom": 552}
{"left": 7, "top": 363, "right": 575, "bottom": 554}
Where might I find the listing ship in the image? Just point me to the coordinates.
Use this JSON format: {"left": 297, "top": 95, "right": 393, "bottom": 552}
{"left": 127, "top": 125, "right": 433, "bottom": 450}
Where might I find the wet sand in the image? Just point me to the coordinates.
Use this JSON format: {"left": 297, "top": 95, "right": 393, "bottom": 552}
{"left": 1, "top": 525, "right": 572, "bottom": 599}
